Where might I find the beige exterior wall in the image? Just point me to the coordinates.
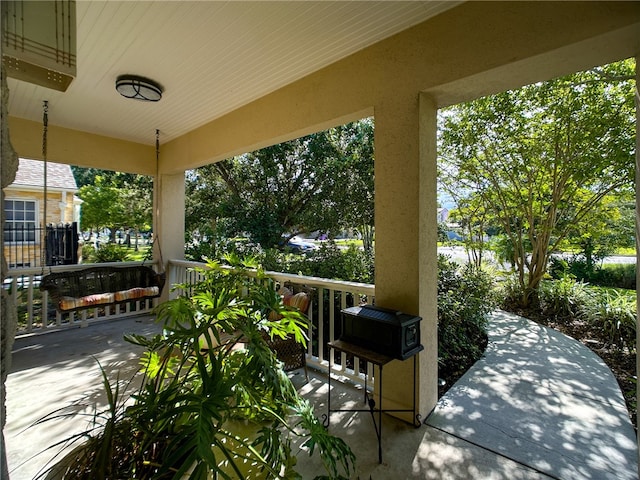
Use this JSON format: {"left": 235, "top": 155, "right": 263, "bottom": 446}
{"left": 7, "top": 117, "right": 156, "bottom": 176}
{"left": 6, "top": 1, "right": 640, "bottom": 418}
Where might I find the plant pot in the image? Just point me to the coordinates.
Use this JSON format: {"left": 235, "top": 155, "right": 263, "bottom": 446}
{"left": 44, "top": 419, "right": 271, "bottom": 480}
{"left": 182, "top": 419, "right": 271, "bottom": 480}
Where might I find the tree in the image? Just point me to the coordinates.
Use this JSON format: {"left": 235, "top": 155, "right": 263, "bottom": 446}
{"left": 186, "top": 119, "right": 375, "bottom": 250}
{"left": 184, "top": 165, "right": 236, "bottom": 260}
{"left": 76, "top": 172, "right": 152, "bottom": 246}
{"left": 328, "top": 118, "right": 375, "bottom": 253}
{"left": 77, "top": 176, "right": 125, "bottom": 236}
{"left": 448, "top": 195, "right": 490, "bottom": 269}
{"left": 439, "top": 59, "right": 635, "bottom": 305}
{"left": 119, "top": 181, "right": 152, "bottom": 250}
{"left": 71, "top": 166, "right": 104, "bottom": 188}
{"left": 217, "top": 135, "right": 340, "bottom": 247}
{"left": 563, "top": 191, "right": 635, "bottom": 269}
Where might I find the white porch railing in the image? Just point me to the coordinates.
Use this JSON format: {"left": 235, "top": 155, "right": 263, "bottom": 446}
{"left": 168, "top": 259, "right": 376, "bottom": 386}
{"left": 7, "top": 259, "right": 376, "bottom": 388}
{"left": 6, "top": 262, "right": 159, "bottom": 335}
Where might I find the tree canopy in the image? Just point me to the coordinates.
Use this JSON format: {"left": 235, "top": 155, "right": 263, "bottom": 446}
{"left": 185, "top": 119, "right": 375, "bottom": 251}
{"left": 74, "top": 169, "right": 152, "bottom": 244}
{"left": 439, "top": 59, "right": 635, "bottom": 304}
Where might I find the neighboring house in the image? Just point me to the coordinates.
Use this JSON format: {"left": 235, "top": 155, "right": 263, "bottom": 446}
{"left": 3, "top": 158, "right": 81, "bottom": 268}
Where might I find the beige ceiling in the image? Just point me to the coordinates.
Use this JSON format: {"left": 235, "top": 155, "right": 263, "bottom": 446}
{"left": 6, "top": 1, "right": 461, "bottom": 146}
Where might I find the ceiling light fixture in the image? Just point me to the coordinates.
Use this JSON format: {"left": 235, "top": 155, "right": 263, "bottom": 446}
{"left": 115, "top": 74, "right": 163, "bottom": 102}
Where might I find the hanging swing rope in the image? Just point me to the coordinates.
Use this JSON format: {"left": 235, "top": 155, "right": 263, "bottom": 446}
{"left": 41, "top": 100, "right": 49, "bottom": 269}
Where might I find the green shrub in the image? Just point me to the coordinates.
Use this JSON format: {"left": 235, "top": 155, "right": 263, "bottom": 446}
{"left": 437, "top": 255, "right": 496, "bottom": 375}
{"left": 291, "top": 243, "right": 374, "bottom": 283}
{"left": 498, "top": 274, "right": 530, "bottom": 312}
{"left": 581, "top": 289, "right": 636, "bottom": 351}
{"left": 227, "top": 241, "right": 375, "bottom": 284}
{"left": 591, "top": 264, "right": 636, "bottom": 290}
{"left": 490, "top": 234, "right": 517, "bottom": 269}
{"left": 187, "top": 236, "right": 375, "bottom": 284}
{"left": 501, "top": 272, "right": 636, "bottom": 352}
{"left": 260, "top": 247, "right": 291, "bottom": 272}
{"left": 550, "top": 257, "right": 636, "bottom": 290}
{"left": 537, "top": 275, "right": 589, "bottom": 323}
{"left": 81, "top": 243, "right": 97, "bottom": 263}
{"left": 186, "top": 235, "right": 264, "bottom": 264}
{"left": 93, "top": 243, "right": 130, "bottom": 263}
{"left": 548, "top": 256, "right": 570, "bottom": 278}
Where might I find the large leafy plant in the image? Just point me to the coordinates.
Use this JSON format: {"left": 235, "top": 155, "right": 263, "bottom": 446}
{"left": 39, "top": 257, "right": 355, "bottom": 479}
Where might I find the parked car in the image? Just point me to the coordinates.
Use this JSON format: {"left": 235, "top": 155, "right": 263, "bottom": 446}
{"left": 286, "top": 236, "right": 318, "bottom": 253}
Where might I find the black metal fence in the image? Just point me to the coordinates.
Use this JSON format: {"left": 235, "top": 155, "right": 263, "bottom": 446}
{"left": 3, "top": 223, "right": 79, "bottom": 268}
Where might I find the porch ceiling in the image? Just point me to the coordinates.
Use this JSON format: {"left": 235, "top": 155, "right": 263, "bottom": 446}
{"left": 6, "top": 1, "right": 461, "bottom": 147}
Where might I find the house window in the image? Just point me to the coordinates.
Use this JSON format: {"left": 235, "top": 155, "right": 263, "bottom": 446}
{"left": 4, "top": 199, "right": 37, "bottom": 243}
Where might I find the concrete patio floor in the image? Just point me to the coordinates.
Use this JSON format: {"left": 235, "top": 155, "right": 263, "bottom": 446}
{"left": 5, "top": 311, "right": 638, "bottom": 479}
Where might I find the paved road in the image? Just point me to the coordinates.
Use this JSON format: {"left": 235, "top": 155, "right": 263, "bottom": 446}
{"left": 438, "top": 246, "right": 636, "bottom": 265}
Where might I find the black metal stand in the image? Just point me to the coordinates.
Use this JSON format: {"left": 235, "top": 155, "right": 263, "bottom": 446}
{"left": 324, "top": 340, "right": 421, "bottom": 464}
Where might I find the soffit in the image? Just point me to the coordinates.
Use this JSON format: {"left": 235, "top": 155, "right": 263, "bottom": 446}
{"left": 6, "top": 1, "right": 461, "bottom": 146}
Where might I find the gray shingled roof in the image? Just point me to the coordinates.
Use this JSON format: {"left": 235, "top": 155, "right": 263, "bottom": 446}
{"left": 11, "top": 158, "right": 78, "bottom": 191}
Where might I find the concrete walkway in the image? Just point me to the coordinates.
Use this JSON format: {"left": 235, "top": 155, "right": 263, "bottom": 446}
{"left": 5, "top": 311, "right": 638, "bottom": 479}
{"left": 425, "top": 310, "right": 638, "bottom": 480}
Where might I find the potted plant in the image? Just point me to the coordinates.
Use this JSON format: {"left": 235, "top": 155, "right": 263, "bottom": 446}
{"left": 39, "top": 256, "right": 355, "bottom": 479}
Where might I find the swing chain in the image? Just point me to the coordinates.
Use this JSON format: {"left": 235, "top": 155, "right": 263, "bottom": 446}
{"left": 41, "top": 101, "right": 49, "bottom": 271}
{"left": 153, "top": 128, "right": 164, "bottom": 269}
{"left": 42, "top": 101, "right": 48, "bottom": 160}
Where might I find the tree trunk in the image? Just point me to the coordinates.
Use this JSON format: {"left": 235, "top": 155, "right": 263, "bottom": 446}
{"left": 359, "top": 224, "right": 374, "bottom": 253}
{"left": 522, "top": 234, "right": 552, "bottom": 306}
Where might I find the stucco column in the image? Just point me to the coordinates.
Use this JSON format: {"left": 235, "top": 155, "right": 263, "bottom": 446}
{"left": 418, "top": 93, "right": 439, "bottom": 414}
{"left": 154, "top": 171, "right": 185, "bottom": 301}
{"left": 374, "top": 92, "right": 438, "bottom": 420}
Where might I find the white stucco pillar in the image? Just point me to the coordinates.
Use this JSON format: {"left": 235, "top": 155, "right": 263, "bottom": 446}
{"left": 154, "top": 171, "right": 185, "bottom": 302}
{"left": 418, "top": 92, "right": 439, "bottom": 415}
{"left": 374, "top": 92, "right": 438, "bottom": 420}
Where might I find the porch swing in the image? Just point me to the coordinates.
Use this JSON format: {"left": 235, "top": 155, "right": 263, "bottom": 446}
{"left": 39, "top": 105, "right": 166, "bottom": 312}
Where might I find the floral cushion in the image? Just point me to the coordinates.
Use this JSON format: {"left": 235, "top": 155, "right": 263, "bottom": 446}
{"left": 114, "top": 286, "right": 160, "bottom": 302}
{"left": 59, "top": 293, "right": 115, "bottom": 311}
{"left": 57, "top": 286, "right": 160, "bottom": 311}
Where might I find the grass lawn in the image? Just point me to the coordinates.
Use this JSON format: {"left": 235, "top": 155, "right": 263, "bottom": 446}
{"left": 334, "top": 239, "right": 363, "bottom": 248}
{"left": 126, "top": 245, "right": 152, "bottom": 261}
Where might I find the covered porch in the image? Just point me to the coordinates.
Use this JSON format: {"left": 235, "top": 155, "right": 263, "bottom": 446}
{"left": 6, "top": 0, "right": 639, "bottom": 424}
{"left": 3, "top": 1, "right": 640, "bottom": 478}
